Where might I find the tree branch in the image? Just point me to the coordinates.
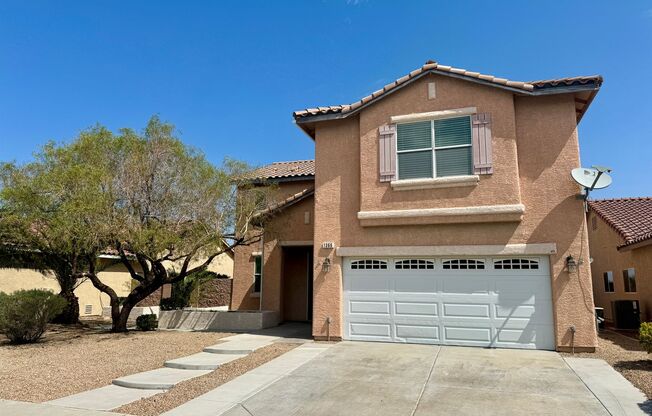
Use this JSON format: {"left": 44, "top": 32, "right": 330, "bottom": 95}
{"left": 117, "top": 244, "right": 144, "bottom": 282}
{"left": 83, "top": 257, "right": 118, "bottom": 302}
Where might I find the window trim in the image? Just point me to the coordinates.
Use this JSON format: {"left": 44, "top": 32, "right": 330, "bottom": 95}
{"left": 396, "top": 115, "right": 473, "bottom": 181}
{"left": 603, "top": 271, "right": 615, "bottom": 293}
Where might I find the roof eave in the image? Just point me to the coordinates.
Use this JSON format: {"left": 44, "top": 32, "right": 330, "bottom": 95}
{"left": 293, "top": 70, "right": 601, "bottom": 129}
{"left": 248, "top": 175, "right": 315, "bottom": 185}
{"left": 617, "top": 236, "right": 652, "bottom": 252}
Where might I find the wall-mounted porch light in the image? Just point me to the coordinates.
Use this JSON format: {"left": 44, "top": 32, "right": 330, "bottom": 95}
{"left": 322, "top": 257, "right": 331, "bottom": 272}
{"left": 566, "top": 255, "right": 578, "bottom": 273}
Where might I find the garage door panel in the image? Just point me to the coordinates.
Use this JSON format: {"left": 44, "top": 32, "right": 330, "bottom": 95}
{"left": 444, "top": 326, "right": 492, "bottom": 343}
{"left": 394, "top": 278, "right": 437, "bottom": 293}
{"left": 349, "top": 300, "right": 390, "bottom": 315}
{"left": 395, "top": 324, "right": 439, "bottom": 341}
{"left": 443, "top": 303, "right": 490, "bottom": 318}
{"left": 394, "top": 301, "right": 438, "bottom": 317}
{"left": 442, "top": 279, "right": 491, "bottom": 294}
{"left": 349, "top": 276, "right": 391, "bottom": 292}
{"left": 349, "top": 322, "right": 392, "bottom": 339}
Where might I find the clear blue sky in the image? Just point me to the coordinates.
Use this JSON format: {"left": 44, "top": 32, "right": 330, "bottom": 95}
{"left": 1, "top": 1, "right": 650, "bottom": 198}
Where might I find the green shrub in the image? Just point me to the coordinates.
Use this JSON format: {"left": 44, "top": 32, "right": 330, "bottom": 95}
{"left": 136, "top": 314, "right": 158, "bottom": 331}
{"left": 640, "top": 322, "right": 652, "bottom": 354}
{"left": 0, "top": 289, "right": 67, "bottom": 344}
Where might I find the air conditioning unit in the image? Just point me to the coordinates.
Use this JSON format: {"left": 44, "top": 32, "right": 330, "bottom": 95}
{"left": 612, "top": 300, "right": 640, "bottom": 329}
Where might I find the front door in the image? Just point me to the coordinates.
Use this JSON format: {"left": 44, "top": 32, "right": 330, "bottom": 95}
{"left": 282, "top": 246, "right": 313, "bottom": 322}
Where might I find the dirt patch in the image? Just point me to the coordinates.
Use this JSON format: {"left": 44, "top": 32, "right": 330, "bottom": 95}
{"left": 0, "top": 323, "right": 232, "bottom": 402}
{"left": 117, "top": 342, "right": 298, "bottom": 416}
{"left": 563, "top": 330, "right": 651, "bottom": 399}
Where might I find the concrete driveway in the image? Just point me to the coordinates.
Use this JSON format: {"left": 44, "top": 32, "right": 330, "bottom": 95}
{"left": 222, "top": 342, "right": 611, "bottom": 416}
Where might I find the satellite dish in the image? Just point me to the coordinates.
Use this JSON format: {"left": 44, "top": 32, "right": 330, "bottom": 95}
{"left": 571, "top": 167, "right": 612, "bottom": 190}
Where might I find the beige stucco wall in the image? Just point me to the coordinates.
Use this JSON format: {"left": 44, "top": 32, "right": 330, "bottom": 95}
{"left": 587, "top": 211, "right": 652, "bottom": 323}
{"left": 311, "top": 74, "right": 597, "bottom": 350}
{"left": 0, "top": 252, "right": 233, "bottom": 316}
{"left": 231, "top": 181, "right": 314, "bottom": 318}
{"left": 0, "top": 259, "right": 133, "bottom": 316}
{"left": 163, "top": 252, "right": 234, "bottom": 278}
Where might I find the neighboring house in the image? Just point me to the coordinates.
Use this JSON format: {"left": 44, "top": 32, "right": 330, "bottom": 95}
{"left": 587, "top": 198, "right": 652, "bottom": 325}
{"left": 0, "top": 255, "right": 135, "bottom": 317}
{"left": 1, "top": 251, "right": 235, "bottom": 317}
{"left": 232, "top": 59, "right": 603, "bottom": 352}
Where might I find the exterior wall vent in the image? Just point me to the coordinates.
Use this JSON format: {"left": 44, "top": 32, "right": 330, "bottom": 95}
{"left": 84, "top": 304, "right": 93, "bottom": 315}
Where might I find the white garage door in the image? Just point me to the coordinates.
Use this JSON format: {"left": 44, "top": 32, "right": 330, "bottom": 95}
{"left": 343, "top": 257, "right": 555, "bottom": 350}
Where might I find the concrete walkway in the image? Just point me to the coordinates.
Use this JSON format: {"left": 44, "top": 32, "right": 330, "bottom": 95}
{"left": 46, "top": 324, "right": 309, "bottom": 412}
{"left": 0, "top": 399, "right": 126, "bottom": 415}
{"left": 161, "top": 342, "right": 332, "bottom": 416}
{"left": 564, "top": 357, "right": 652, "bottom": 415}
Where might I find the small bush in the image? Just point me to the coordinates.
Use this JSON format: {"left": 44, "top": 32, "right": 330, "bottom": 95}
{"left": 640, "top": 322, "right": 652, "bottom": 354}
{"left": 136, "top": 314, "right": 158, "bottom": 331}
{"left": 0, "top": 289, "right": 67, "bottom": 344}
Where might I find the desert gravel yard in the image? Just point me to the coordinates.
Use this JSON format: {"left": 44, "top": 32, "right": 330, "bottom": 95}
{"left": 565, "top": 329, "right": 651, "bottom": 399}
{"left": 116, "top": 342, "right": 298, "bottom": 416}
{"left": 0, "top": 323, "right": 232, "bottom": 402}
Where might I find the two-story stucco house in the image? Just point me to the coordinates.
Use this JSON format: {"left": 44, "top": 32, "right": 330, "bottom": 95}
{"left": 231, "top": 60, "right": 603, "bottom": 352}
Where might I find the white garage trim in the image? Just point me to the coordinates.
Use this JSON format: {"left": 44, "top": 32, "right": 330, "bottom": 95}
{"left": 336, "top": 243, "right": 557, "bottom": 257}
{"left": 343, "top": 256, "right": 555, "bottom": 350}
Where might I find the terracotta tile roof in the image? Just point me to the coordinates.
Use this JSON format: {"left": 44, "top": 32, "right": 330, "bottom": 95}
{"left": 246, "top": 160, "right": 315, "bottom": 181}
{"left": 293, "top": 60, "right": 602, "bottom": 121}
{"left": 254, "top": 187, "right": 314, "bottom": 219}
{"left": 588, "top": 198, "right": 652, "bottom": 249}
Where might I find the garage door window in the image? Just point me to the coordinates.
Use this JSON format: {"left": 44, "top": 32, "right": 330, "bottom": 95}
{"left": 442, "top": 259, "right": 485, "bottom": 270}
{"left": 350, "top": 259, "right": 388, "bottom": 270}
{"left": 395, "top": 259, "right": 435, "bottom": 270}
{"left": 494, "top": 258, "right": 539, "bottom": 270}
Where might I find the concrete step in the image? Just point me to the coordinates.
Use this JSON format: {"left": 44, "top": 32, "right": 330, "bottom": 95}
{"left": 203, "top": 339, "right": 273, "bottom": 355}
{"left": 165, "top": 352, "right": 246, "bottom": 370}
{"left": 46, "top": 384, "right": 166, "bottom": 411}
{"left": 112, "top": 367, "right": 211, "bottom": 390}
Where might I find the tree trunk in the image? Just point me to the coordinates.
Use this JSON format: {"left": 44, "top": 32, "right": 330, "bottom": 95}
{"left": 110, "top": 298, "right": 125, "bottom": 332}
{"left": 52, "top": 290, "right": 80, "bottom": 324}
{"left": 111, "top": 304, "right": 132, "bottom": 332}
{"left": 110, "top": 284, "right": 161, "bottom": 332}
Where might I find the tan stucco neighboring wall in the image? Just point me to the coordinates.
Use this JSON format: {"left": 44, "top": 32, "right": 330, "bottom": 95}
{"left": 587, "top": 211, "right": 652, "bottom": 323}
{"left": 0, "top": 259, "right": 133, "bottom": 316}
{"left": 0, "top": 252, "right": 233, "bottom": 317}
{"left": 311, "top": 77, "right": 597, "bottom": 349}
{"left": 231, "top": 187, "right": 314, "bottom": 316}
{"left": 163, "top": 252, "right": 234, "bottom": 278}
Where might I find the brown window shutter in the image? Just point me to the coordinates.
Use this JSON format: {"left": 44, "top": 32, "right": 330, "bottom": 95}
{"left": 379, "top": 124, "right": 397, "bottom": 182}
{"left": 472, "top": 113, "right": 493, "bottom": 174}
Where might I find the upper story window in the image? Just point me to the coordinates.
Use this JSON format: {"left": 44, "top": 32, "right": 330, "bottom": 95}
{"left": 396, "top": 116, "right": 472, "bottom": 180}
{"left": 603, "top": 271, "right": 614, "bottom": 293}
{"left": 623, "top": 268, "right": 637, "bottom": 293}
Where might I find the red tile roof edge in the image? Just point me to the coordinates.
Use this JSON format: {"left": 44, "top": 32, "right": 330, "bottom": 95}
{"left": 588, "top": 197, "right": 652, "bottom": 248}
